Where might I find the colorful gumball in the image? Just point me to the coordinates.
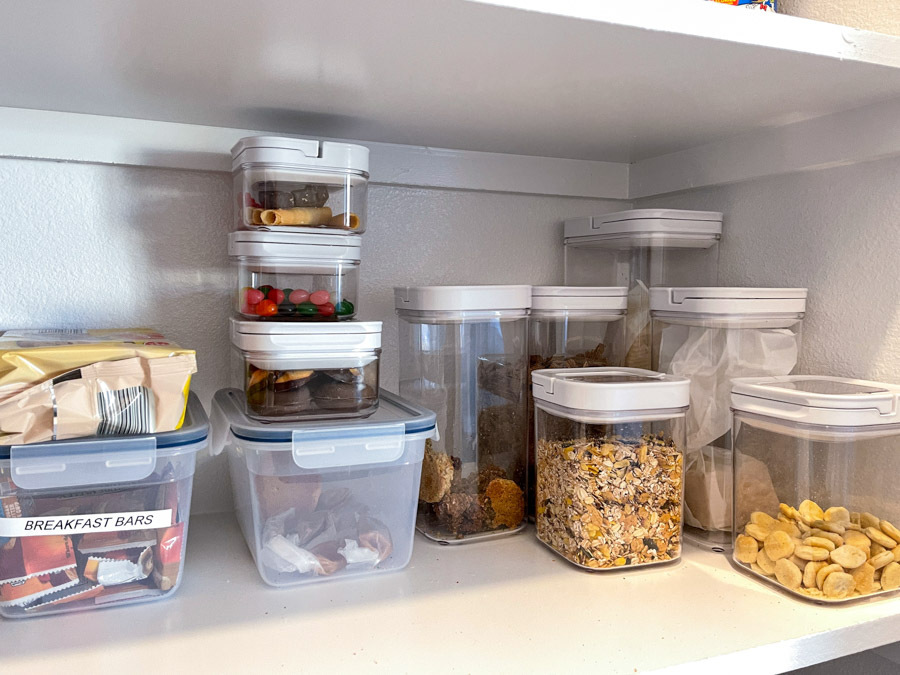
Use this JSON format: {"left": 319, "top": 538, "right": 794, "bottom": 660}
{"left": 296, "top": 302, "right": 318, "bottom": 317}
{"left": 267, "top": 288, "right": 285, "bottom": 305}
{"left": 245, "top": 288, "right": 264, "bottom": 305}
{"left": 318, "top": 302, "right": 336, "bottom": 317}
{"left": 259, "top": 285, "right": 274, "bottom": 297}
{"left": 335, "top": 300, "right": 354, "bottom": 316}
{"left": 255, "top": 299, "right": 278, "bottom": 317}
{"left": 241, "top": 302, "right": 257, "bottom": 315}
{"left": 289, "top": 289, "right": 310, "bottom": 304}
{"left": 310, "top": 290, "right": 331, "bottom": 306}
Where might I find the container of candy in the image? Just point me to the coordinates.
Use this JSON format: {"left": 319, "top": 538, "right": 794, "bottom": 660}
{"left": 232, "top": 136, "right": 368, "bottom": 234}
{"left": 0, "top": 393, "right": 208, "bottom": 618}
{"left": 229, "top": 231, "right": 359, "bottom": 321}
{"left": 209, "top": 388, "right": 436, "bottom": 587}
{"left": 231, "top": 319, "right": 381, "bottom": 421}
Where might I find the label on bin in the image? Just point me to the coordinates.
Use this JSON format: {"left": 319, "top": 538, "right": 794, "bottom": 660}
{"left": 0, "top": 509, "right": 173, "bottom": 537}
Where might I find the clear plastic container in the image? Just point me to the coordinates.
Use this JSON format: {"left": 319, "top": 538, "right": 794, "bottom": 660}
{"left": 231, "top": 319, "right": 381, "bottom": 422}
{"left": 564, "top": 209, "right": 722, "bottom": 369}
{"left": 209, "top": 388, "right": 436, "bottom": 587}
{"left": 731, "top": 376, "right": 900, "bottom": 604}
{"left": 650, "top": 287, "right": 807, "bottom": 551}
{"left": 229, "top": 231, "right": 360, "bottom": 321}
{"left": 0, "top": 393, "right": 208, "bottom": 618}
{"left": 526, "top": 286, "right": 628, "bottom": 519}
{"left": 395, "top": 285, "right": 530, "bottom": 543}
{"left": 531, "top": 367, "right": 689, "bottom": 570}
{"left": 232, "top": 136, "right": 369, "bottom": 234}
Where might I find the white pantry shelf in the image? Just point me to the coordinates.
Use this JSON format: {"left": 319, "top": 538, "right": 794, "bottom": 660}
{"left": 3, "top": 513, "right": 899, "bottom": 674}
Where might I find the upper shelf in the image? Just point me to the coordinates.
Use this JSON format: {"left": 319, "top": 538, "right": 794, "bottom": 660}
{"left": 2, "top": 0, "right": 900, "bottom": 166}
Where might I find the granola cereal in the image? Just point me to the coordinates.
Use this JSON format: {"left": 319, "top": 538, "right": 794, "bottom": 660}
{"left": 536, "top": 434, "right": 683, "bottom": 569}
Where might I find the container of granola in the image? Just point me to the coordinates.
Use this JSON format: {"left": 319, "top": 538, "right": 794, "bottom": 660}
{"left": 531, "top": 367, "right": 689, "bottom": 570}
{"left": 395, "top": 285, "right": 530, "bottom": 543}
{"left": 526, "top": 286, "right": 628, "bottom": 520}
{"left": 731, "top": 376, "right": 900, "bottom": 604}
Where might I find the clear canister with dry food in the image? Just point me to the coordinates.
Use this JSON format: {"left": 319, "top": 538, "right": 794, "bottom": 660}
{"left": 651, "top": 287, "right": 807, "bottom": 550}
{"left": 395, "top": 285, "right": 530, "bottom": 543}
{"left": 563, "top": 209, "right": 722, "bottom": 369}
{"left": 731, "top": 376, "right": 900, "bottom": 604}
{"left": 531, "top": 367, "right": 689, "bottom": 570}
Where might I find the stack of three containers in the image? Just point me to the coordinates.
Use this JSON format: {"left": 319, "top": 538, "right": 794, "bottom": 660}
{"left": 214, "top": 137, "right": 436, "bottom": 586}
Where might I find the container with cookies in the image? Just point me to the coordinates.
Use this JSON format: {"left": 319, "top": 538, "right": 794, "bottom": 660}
{"left": 229, "top": 231, "right": 359, "bottom": 321}
{"left": 731, "top": 375, "right": 900, "bottom": 603}
{"left": 231, "top": 319, "right": 381, "bottom": 421}
{"left": 209, "top": 388, "right": 436, "bottom": 587}
{"left": 232, "top": 136, "right": 368, "bottom": 234}
{"left": 531, "top": 367, "right": 689, "bottom": 571}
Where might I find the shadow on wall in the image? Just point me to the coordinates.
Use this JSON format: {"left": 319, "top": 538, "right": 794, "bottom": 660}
{"left": 634, "top": 154, "right": 900, "bottom": 383}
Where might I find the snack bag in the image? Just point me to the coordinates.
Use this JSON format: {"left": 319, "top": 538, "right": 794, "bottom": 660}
{"left": 709, "top": 0, "right": 776, "bottom": 9}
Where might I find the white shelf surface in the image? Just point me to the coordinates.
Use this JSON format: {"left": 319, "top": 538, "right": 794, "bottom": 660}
{"left": 4, "top": 513, "right": 899, "bottom": 674}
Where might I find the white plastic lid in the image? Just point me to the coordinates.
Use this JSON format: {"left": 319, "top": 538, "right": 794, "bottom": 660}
{"left": 732, "top": 376, "right": 900, "bottom": 428}
{"left": 394, "top": 285, "right": 531, "bottom": 312}
{"left": 231, "top": 136, "right": 369, "bottom": 175}
{"left": 531, "top": 286, "right": 627, "bottom": 312}
{"left": 564, "top": 209, "right": 723, "bottom": 242}
{"left": 532, "top": 367, "right": 690, "bottom": 413}
{"left": 228, "top": 231, "right": 361, "bottom": 263}
{"left": 231, "top": 319, "right": 381, "bottom": 353}
{"left": 650, "top": 287, "right": 807, "bottom": 316}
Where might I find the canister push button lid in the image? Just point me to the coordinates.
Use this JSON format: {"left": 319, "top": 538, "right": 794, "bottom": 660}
{"left": 531, "top": 367, "right": 690, "bottom": 413}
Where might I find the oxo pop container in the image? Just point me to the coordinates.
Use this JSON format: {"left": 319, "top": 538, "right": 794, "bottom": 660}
{"left": 651, "top": 287, "right": 807, "bottom": 550}
{"left": 564, "top": 209, "right": 722, "bottom": 369}
{"left": 231, "top": 319, "right": 381, "bottom": 421}
{"left": 395, "top": 285, "right": 530, "bottom": 543}
{"left": 731, "top": 376, "right": 900, "bottom": 604}
{"left": 232, "top": 136, "right": 369, "bottom": 234}
{"left": 229, "top": 231, "right": 359, "bottom": 321}
{"left": 532, "top": 368, "right": 689, "bottom": 570}
{"left": 210, "top": 388, "right": 436, "bottom": 587}
{"left": 0, "top": 393, "right": 208, "bottom": 618}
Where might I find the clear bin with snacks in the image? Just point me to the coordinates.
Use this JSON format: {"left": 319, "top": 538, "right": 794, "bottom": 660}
{"left": 564, "top": 209, "right": 722, "bottom": 369}
{"left": 0, "top": 393, "right": 208, "bottom": 618}
{"left": 731, "top": 376, "right": 900, "bottom": 604}
{"left": 532, "top": 367, "right": 689, "bottom": 570}
{"left": 395, "top": 285, "right": 530, "bottom": 543}
{"left": 209, "top": 388, "right": 436, "bottom": 587}
{"left": 229, "top": 231, "right": 359, "bottom": 321}
{"left": 231, "top": 319, "right": 381, "bottom": 421}
{"left": 651, "top": 287, "right": 806, "bottom": 550}
{"left": 232, "top": 136, "right": 368, "bottom": 234}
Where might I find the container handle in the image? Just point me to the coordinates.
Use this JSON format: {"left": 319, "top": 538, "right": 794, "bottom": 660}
{"left": 291, "top": 422, "right": 406, "bottom": 469}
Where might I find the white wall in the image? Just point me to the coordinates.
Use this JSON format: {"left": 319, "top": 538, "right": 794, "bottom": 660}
{"left": 0, "top": 156, "right": 627, "bottom": 514}
{"left": 635, "top": 154, "right": 900, "bottom": 383}
{"left": 779, "top": 0, "right": 900, "bottom": 36}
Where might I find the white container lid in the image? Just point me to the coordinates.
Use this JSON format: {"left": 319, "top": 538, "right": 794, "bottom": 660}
{"left": 231, "top": 136, "right": 369, "bottom": 175}
{"left": 532, "top": 367, "right": 690, "bottom": 413}
{"left": 564, "top": 209, "right": 723, "bottom": 243}
{"left": 531, "top": 286, "right": 627, "bottom": 312}
{"left": 394, "top": 285, "right": 531, "bottom": 312}
{"left": 650, "top": 287, "right": 807, "bottom": 315}
{"left": 231, "top": 319, "right": 381, "bottom": 353}
{"left": 732, "top": 376, "right": 900, "bottom": 428}
{"left": 229, "top": 231, "right": 361, "bottom": 263}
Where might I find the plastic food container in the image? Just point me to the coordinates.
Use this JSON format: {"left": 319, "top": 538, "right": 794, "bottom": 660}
{"left": 564, "top": 209, "right": 723, "bottom": 369}
{"left": 395, "top": 285, "right": 530, "bottom": 543}
{"left": 210, "top": 388, "right": 436, "bottom": 587}
{"left": 651, "top": 287, "right": 807, "bottom": 550}
{"left": 231, "top": 319, "right": 381, "bottom": 421}
{"left": 229, "top": 231, "right": 359, "bottom": 321}
{"left": 532, "top": 367, "right": 689, "bottom": 570}
{"left": 232, "top": 136, "right": 369, "bottom": 234}
{"left": 0, "top": 393, "right": 208, "bottom": 618}
{"left": 526, "top": 286, "right": 628, "bottom": 519}
{"left": 731, "top": 376, "right": 900, "bottom": 604}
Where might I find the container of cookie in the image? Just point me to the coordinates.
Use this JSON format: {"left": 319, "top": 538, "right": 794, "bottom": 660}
{"left": 230, "top": 231, "right": 360, "bottom": 321}
{"left": 231, "top": 319, "right": 381, "bottom": 421}
{"left": 731, "top": 375, "right": 900, "bottom": 604}
{"left": 531, "top": 367, "right": 689, "bottom": 570}
{"left": 232, "top": 136, "right": 368, "bottom": 234}
{"left": 0, "top": 393, "right": 208, "bottom": 618}
{"left": 209, "top": 388, "right": 436, "bottom": 587}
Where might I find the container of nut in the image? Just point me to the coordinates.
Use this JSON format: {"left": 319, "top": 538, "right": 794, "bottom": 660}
{"left": 531, "top": 367, "right": 690, "bottom": 570}
{"left": 731, "top": 375, "right": 900, "bottom": 604}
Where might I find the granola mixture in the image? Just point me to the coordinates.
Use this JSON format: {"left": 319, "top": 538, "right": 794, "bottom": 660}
{"left": 536, "top": 434, "right": 683, "bottom": 568}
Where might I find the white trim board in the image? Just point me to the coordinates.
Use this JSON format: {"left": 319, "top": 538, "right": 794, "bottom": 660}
{"left": 0, "top": 107, "right": 629, "bottom": 200}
